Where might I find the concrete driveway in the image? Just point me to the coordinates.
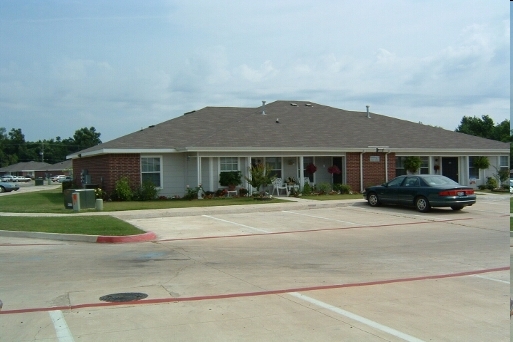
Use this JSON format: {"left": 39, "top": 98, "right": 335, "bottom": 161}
{"left": 0, "top": 193, "right": 509, "bottom": 341}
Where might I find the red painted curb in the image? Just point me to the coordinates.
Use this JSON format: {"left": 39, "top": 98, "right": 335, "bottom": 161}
{"left": 96, "top": 231, "right": 157, "bottom": 243}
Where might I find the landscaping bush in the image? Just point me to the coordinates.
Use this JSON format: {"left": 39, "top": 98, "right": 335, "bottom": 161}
{"left": 317, "top": 182, "right": 331, "bottom": 195}
{"left": 134, "top": 180, "right": 159, "bottom": 201}
{"left": 302, "top": 182, "right": 312, "bottom": 195}
{"left": 334, "top": 183, "right": 352, "bottom": 194}
{"left": 486, "top": 176, "right": 498, "bottom": 190}
{"left": 112, "top": 176, "right": 133, "bottom": 201}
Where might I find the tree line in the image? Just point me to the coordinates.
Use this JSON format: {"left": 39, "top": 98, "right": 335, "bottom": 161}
{"left": 0, "top": 127, "right": 101, "bottom": 167}
{"left": 0, "top": 115, "right": 511, "bottom": 168}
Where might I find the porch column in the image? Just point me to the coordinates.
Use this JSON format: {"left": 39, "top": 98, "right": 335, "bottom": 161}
{"left": 209, "top": 157, "right": 214, "bottom": 192}
{"left": 196, "top": 153, "right": 201, "bottom": 187}
{"left": 299, "top": 156, "right": 304, "bottom": 187}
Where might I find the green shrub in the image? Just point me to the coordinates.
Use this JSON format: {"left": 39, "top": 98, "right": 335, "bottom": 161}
{"left": 183, "top": 185, "right": 200, "bottom": 200}
{"left": 485, "top": 176, "right": 498, "bottom": 190}
{"left": 302, "top": 182, "right": 312, "bottom": 195}
{"left": 134, "top": 180, "right": 158, "bottom": 201}
{"left": 112, "top": 176, "right": 133, "bottom": 201}
{"left": 334, "top": 183, "right": 352, "bottom": 194}
{"left": 317, "top": 182, "right": 331, "bottom": 194}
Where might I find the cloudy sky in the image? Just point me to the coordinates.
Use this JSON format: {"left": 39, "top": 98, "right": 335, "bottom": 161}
{"left": 0, "top": 1, "right": 509, "bottom": 143}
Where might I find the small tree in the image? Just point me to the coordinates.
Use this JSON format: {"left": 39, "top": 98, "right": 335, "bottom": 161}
{"left": 245, "top": 163, "right": 275, "bottom": 194}
{"left": 403, "top": 156, "right": 422, "bottom": 174}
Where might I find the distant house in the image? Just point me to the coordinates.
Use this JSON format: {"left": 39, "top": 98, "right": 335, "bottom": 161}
{"left": 67, "top": 101, "right": 510, "bottom": 197}
{"left": 0, "top": 160, "right": 73, "bottom": 179}
{"left": 0, "top": 161, "right": 51, "bottom": 179}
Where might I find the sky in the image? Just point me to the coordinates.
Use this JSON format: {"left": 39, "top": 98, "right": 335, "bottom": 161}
{"left": 0, "top": 1, "right": 510, "bottom": 143}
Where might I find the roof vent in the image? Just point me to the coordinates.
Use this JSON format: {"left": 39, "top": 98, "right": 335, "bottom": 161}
{"left": 262, "top": 101, "right": 266, "bottom": 115}
{"left": 305, "top": 103, "right": 312, "bottom": 107}
{"left": 290, "top": 103, "right": 297, "bottom": 106}
{"left": 366, "top": 105, "right": 370, "bottom": 118}
{"left": 149, "top": 125, "right": 155, "bottom": 128}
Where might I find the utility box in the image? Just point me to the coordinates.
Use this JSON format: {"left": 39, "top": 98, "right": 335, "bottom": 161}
{"left": 35, "top": 178, "right": 44, "bottom": 186}
{"left": 64, "top": 189, "right": 96, "bottom": 209}
{"left": 74, "top": 189, "right": 96, "bottom": 209}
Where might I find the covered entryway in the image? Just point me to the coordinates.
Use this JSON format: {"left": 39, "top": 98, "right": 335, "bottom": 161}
{"left": 442, "top": 157, "right": 459, "bottom": 182}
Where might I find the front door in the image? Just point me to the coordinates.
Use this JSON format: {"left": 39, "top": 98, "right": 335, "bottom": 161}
{"left": 332, "top": 157, "right": 343, "bottom": 184}
{"left": 442, "top": 157, "right": 459, "bottom": 182}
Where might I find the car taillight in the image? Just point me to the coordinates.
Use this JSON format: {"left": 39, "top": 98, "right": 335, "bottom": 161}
{"left": 439, "top": 189, "right": 474, "bottom": 196}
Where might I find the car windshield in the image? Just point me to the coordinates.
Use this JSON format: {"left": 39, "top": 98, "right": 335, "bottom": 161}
{"left": 422, "top": 176, "right": 459, "bottom": 186}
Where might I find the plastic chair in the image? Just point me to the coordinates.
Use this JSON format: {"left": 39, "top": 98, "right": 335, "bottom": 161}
{"left": 272, "top": 178, "right": 289, "bottom": 196}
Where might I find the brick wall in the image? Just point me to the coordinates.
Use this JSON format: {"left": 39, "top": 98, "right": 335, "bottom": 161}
{"left": 72, "top": 154, "right": 140, "bottom": 195}
{"left": 346, "top": 152, "right": 396, "bottom": 191}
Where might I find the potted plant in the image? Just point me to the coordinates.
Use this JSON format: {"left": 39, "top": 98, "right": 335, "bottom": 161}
{"left": 403, "top": 156, "right": 422, "bottom": 174}
{"left": 327, "top": 165, "right": 341, "bottom": 174}
{"left": 306, "top": 163, "right": 317, "bottom": 175}
{"left": 219, "top": 171, "right": 242, "bottom": 190}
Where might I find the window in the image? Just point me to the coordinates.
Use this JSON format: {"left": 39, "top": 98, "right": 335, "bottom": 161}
{"left": 141, "top": 157, "right": 161, "bottom": 187}
{"left": 420, "top": 157, "right": 429, "bottom": 174}
{"left": 499, "top": 156, "right": 509, "bottom": 172}
{"left": 220, "top": 157, "right": 238, "bottom": 171}
{"left": 266, "top": 157, "right": 282, "bottom": 178}
{"left": 468, "top": 156, "right": 479, "bottom": 179}
{"left": 396, "top": 156, "right": 429, "bottom": 175}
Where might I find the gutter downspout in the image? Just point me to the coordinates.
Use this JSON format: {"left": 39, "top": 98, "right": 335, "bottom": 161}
{"left": 385, "top": 151, "right": 390, "bottom": 183}
{"left": 360, "top": 151, "right": 364, "bottom": 193}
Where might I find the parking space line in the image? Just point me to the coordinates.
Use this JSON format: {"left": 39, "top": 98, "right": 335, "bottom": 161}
{"left": 202, "top": 215, "right": 271, "bottom": 233}
{"left": 288, "top": 292, "right": 424, "bottom": 342}
{"left": 470, "top": 274, "right": 510, "bottom": 284}
{"left": 282, "top": 210, "right": 358, "bottom": 225}
{"left": 49, "top": 310, "right": 75, "bottom": 342}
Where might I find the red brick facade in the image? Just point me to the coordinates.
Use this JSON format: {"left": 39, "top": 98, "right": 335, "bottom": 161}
{"left": 346, "top": 152, "right": 396, "bottom": 191}
{"left": 72, "top": 154, "right": 141, "bottom": 195}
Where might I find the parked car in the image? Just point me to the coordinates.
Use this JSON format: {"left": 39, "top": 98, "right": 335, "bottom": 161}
{"left": 509, "top": 179, "right": 512, "bottom": 194}
{"left": 0, "top": 175, "right": 16, "bottom": 182}
{"left": 363, "top": 175, "right": 476, "bottom": 212}
{"left": 13, "top": 175, "right": 31, "bottom": 182}
{"left": 51, "top": 175, "right": 66, "bottom": 182}
{"left": 0, "top": 181, "right": 20, "bottom": 192}
{"left": 57, "top": 176, "right": 73, "bottom": 183}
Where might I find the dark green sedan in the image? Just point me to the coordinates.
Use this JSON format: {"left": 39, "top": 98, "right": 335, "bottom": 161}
{"left": 363, "top": 175, "right": 476, "bottom": 212}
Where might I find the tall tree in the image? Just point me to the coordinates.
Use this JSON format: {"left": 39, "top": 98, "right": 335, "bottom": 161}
{"left": 72, "top": 127, "right": 102, "bottom": 151}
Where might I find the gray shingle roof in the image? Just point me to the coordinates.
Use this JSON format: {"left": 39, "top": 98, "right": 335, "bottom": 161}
{"left": 72, "top": 101, "right": 509, "bottom": 156}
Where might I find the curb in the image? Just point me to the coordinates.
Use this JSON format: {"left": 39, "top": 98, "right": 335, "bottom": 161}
{"left": 0, "top": 230, "right": 157, "bottom": 244}
{"left": 96, "top": 231, "right": 157, "bottom": 243}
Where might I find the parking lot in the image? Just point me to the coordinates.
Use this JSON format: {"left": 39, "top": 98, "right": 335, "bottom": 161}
{"left": 0, "top": 194, "right": 509, "bottom": 341}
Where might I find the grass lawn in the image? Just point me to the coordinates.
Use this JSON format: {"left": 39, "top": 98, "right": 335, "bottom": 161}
{"left": 0, "top": 188, "right": 359, "bottom": 236}
{"left": 0, "top": 216, "right": 144, "bottom": 236}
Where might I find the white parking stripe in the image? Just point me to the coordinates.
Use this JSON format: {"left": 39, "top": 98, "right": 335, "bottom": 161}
{"left": 289, "top": 292, "right": 425, "bottom": 342}
{"left": 49, "top": 310, "right": 75, "bottom": 342}
{"left": 282, "top": 211, "right": 358, "bottom": 225}
{"left": 470, "top": 274, "right": 510, "bottom": 284}
{"left": 202, "top": 215, "right": 271, "bottom": 233}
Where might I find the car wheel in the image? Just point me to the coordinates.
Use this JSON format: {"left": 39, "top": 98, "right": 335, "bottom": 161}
{"left": 0, "top": 186, "right": 5, "bottom": 193}
{"left": 367, "top": 192, "right": 380, "bottom": 207}
{"left": 451, "top": 205, "right": 463, "bottom": 211}
{"left": 415, "top": 196, "right": 430, "bottom": 212}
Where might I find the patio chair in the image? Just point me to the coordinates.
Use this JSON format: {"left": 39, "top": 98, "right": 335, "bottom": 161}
{"left": 272, "top": 178, "right": 289, "bottom": 196}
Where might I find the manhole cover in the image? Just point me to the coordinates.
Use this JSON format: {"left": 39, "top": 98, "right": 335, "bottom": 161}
{"left": 99, "top": 292, "right": 148, "bottom": 302}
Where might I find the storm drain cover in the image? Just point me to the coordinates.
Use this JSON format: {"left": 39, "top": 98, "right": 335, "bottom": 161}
{"left": 99, "top": 292, "right": 148, "bottom": 302}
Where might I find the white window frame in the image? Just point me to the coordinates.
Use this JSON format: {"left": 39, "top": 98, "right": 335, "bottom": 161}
{"left": 220, "top": 157, "right": 239, "bottom": 172}
{"left": 141, "top": 156, "right": 162, "bottom": 188}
